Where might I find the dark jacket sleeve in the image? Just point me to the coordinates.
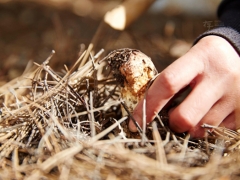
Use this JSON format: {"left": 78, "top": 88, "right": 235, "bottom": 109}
{"left": 194, "top": 0, "right": 240, "bottom": 55}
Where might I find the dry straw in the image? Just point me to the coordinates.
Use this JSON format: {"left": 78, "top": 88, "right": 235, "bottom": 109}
{"left": 0, "top": 46, "right": 240, "bottom": 179}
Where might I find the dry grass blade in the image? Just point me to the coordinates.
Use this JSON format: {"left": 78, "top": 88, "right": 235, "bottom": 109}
{"left": 39, "top": 144, "right": 83, "bottom": 173}
{"left": 152, "top": 121, "right": 167, "bottom": 167}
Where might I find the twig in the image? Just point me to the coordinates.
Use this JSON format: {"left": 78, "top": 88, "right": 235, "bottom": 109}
{"left": 89, "top": 116, "right": 128, "bottom": 144}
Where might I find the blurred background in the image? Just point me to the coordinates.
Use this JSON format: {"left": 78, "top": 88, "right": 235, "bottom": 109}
{"left": 0, "top": 0, "right": 221, "bottom": 84}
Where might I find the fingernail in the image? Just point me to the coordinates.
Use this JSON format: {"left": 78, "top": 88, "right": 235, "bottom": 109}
{"left": 129, "top": 119, "right": 137, "bottom": 132}
{"left": 128, "top": 114, "right": 141, "bottom": 132}
{"left": 189, "top": 127, "right": 205, "bottom": 138}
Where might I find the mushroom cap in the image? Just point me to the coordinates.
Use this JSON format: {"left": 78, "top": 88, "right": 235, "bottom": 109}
{"left": 119, "top": 50, "right": 157, "bottom": 96}
{"left": 106, "top": 48, "right": 158, "bottom": 116}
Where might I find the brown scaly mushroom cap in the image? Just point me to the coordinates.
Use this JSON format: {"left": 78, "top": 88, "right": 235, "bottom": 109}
{"left": 106, "top": 48, "right": 158, "bottom": 116}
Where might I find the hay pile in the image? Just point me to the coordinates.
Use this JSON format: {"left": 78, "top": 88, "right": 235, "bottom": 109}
{"left": 0, "top": 47, "right": 240, "bottom": 180}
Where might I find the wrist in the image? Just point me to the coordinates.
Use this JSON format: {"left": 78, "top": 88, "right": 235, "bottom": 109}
{"left": 194, "top": 27, "right": 240, "bottom": 56}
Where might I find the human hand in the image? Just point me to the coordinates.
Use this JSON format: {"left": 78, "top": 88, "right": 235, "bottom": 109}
{"left": 129, "top": 35, "right": 240, "bottom": 137}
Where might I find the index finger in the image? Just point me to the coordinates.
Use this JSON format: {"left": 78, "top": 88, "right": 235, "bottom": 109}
{"left": 129, "top": 50, "right": 205, "bottom": 131}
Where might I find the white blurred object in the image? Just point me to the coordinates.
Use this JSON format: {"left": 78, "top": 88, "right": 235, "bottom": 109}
{"left": 149, "top": 0, "right": 222, "bottom": 17}
{"left": 104, "top": 0, "right": 155, "bottom": 30}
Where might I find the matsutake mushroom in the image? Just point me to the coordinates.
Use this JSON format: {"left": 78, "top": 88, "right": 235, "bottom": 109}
{"left": 106, "top": 48, "right": 158, "bottom": 116}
